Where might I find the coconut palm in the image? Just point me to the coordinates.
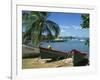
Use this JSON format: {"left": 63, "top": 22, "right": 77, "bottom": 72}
{"left": 22, "top": 11, "right": 60, "bottom": 46}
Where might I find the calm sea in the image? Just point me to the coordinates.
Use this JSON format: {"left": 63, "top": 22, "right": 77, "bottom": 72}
{"left": 41, "top": 40, "right": 89, "bottom": 54}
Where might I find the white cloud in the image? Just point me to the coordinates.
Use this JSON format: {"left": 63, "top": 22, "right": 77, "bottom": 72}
{"left": 61, "top": 28, "right": 66, "bottom": 33}
{"left": 72, "top": 25, "right": 81, "bottom": 30}
{"left": 60, "top": 25, "right": 82, "bottom": 32}
{"left": 60, "top": 25, "right": 69, "bottom": 29}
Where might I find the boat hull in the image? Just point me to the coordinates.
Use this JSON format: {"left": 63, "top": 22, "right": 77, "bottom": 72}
{"left": 39, "top": 47, "right": 70, "bottom": 60}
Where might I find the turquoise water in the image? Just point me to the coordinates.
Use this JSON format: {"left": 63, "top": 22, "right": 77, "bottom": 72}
{"left": 41, "top": 40, "right": 89, "bottom": 54}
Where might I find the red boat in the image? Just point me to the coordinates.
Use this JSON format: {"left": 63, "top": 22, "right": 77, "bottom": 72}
{"left": 70, "top": 49, "right": 88, "bottom": 66}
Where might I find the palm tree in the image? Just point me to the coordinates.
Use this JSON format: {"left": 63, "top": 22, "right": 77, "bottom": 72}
{"left": 22, "top": 11, "right": 60, "bottom": 46}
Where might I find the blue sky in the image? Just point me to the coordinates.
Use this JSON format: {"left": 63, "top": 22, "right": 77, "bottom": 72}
{"left": 47, "top": 12, "right": 89, "bottom": 37}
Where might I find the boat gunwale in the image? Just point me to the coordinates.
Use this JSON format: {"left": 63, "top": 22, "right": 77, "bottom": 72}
{"left": 39, "top": 47, "right": 68, "bottom": 54}
{"left": 39, "top": 47, "right": 87, "bottom": 56}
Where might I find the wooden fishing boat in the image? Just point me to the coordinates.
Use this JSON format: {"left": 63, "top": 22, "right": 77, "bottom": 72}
{"left": 22, "top": 44, "right": 40, "bottom": 58}
{"left": 40, "top": 47, "right": 88, "bottom": 66}
{"left": 39, "top": 47, "right": 70, "bottom": 60}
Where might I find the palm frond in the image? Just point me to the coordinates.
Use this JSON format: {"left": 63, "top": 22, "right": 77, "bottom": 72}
{"left": 46, "top": 20, "right": 60, "bottom": 37}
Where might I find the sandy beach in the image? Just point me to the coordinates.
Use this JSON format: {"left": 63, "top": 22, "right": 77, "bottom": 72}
{"left": 22, "top": 57, "right": 73, "bottom": 69}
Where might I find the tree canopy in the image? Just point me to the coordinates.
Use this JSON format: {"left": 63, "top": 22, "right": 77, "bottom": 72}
{"left": 80, "top": 14, "right": 89, "bottom": 46}
{"left": 80, "top": 14, "right": 89, "bottom": 28}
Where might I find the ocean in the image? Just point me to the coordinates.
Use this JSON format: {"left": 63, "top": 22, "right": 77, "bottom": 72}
{"left": 40, "top": 40, "right": 89, "bottom": 54}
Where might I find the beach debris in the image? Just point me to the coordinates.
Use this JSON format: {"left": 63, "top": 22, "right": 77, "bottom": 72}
{"left": 64, "top": 58, "right": 73, "bottom": 64}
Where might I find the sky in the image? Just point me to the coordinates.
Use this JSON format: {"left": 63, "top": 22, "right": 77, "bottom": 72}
{"left": 47, "top": 12, "right": 89, "bottom": 37}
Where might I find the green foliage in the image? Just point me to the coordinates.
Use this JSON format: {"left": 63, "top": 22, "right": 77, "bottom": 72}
{"left": 80, "top": 14, "right": 89, "bottom": 46}
{"left": 80, "top": 14, "right": 89, "bottom": 28}
{"left": 22, "top": 11, "right": 60, "bottom": 46}
{"left": 85, "top": 39, "right": 89, "bottom": 46}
